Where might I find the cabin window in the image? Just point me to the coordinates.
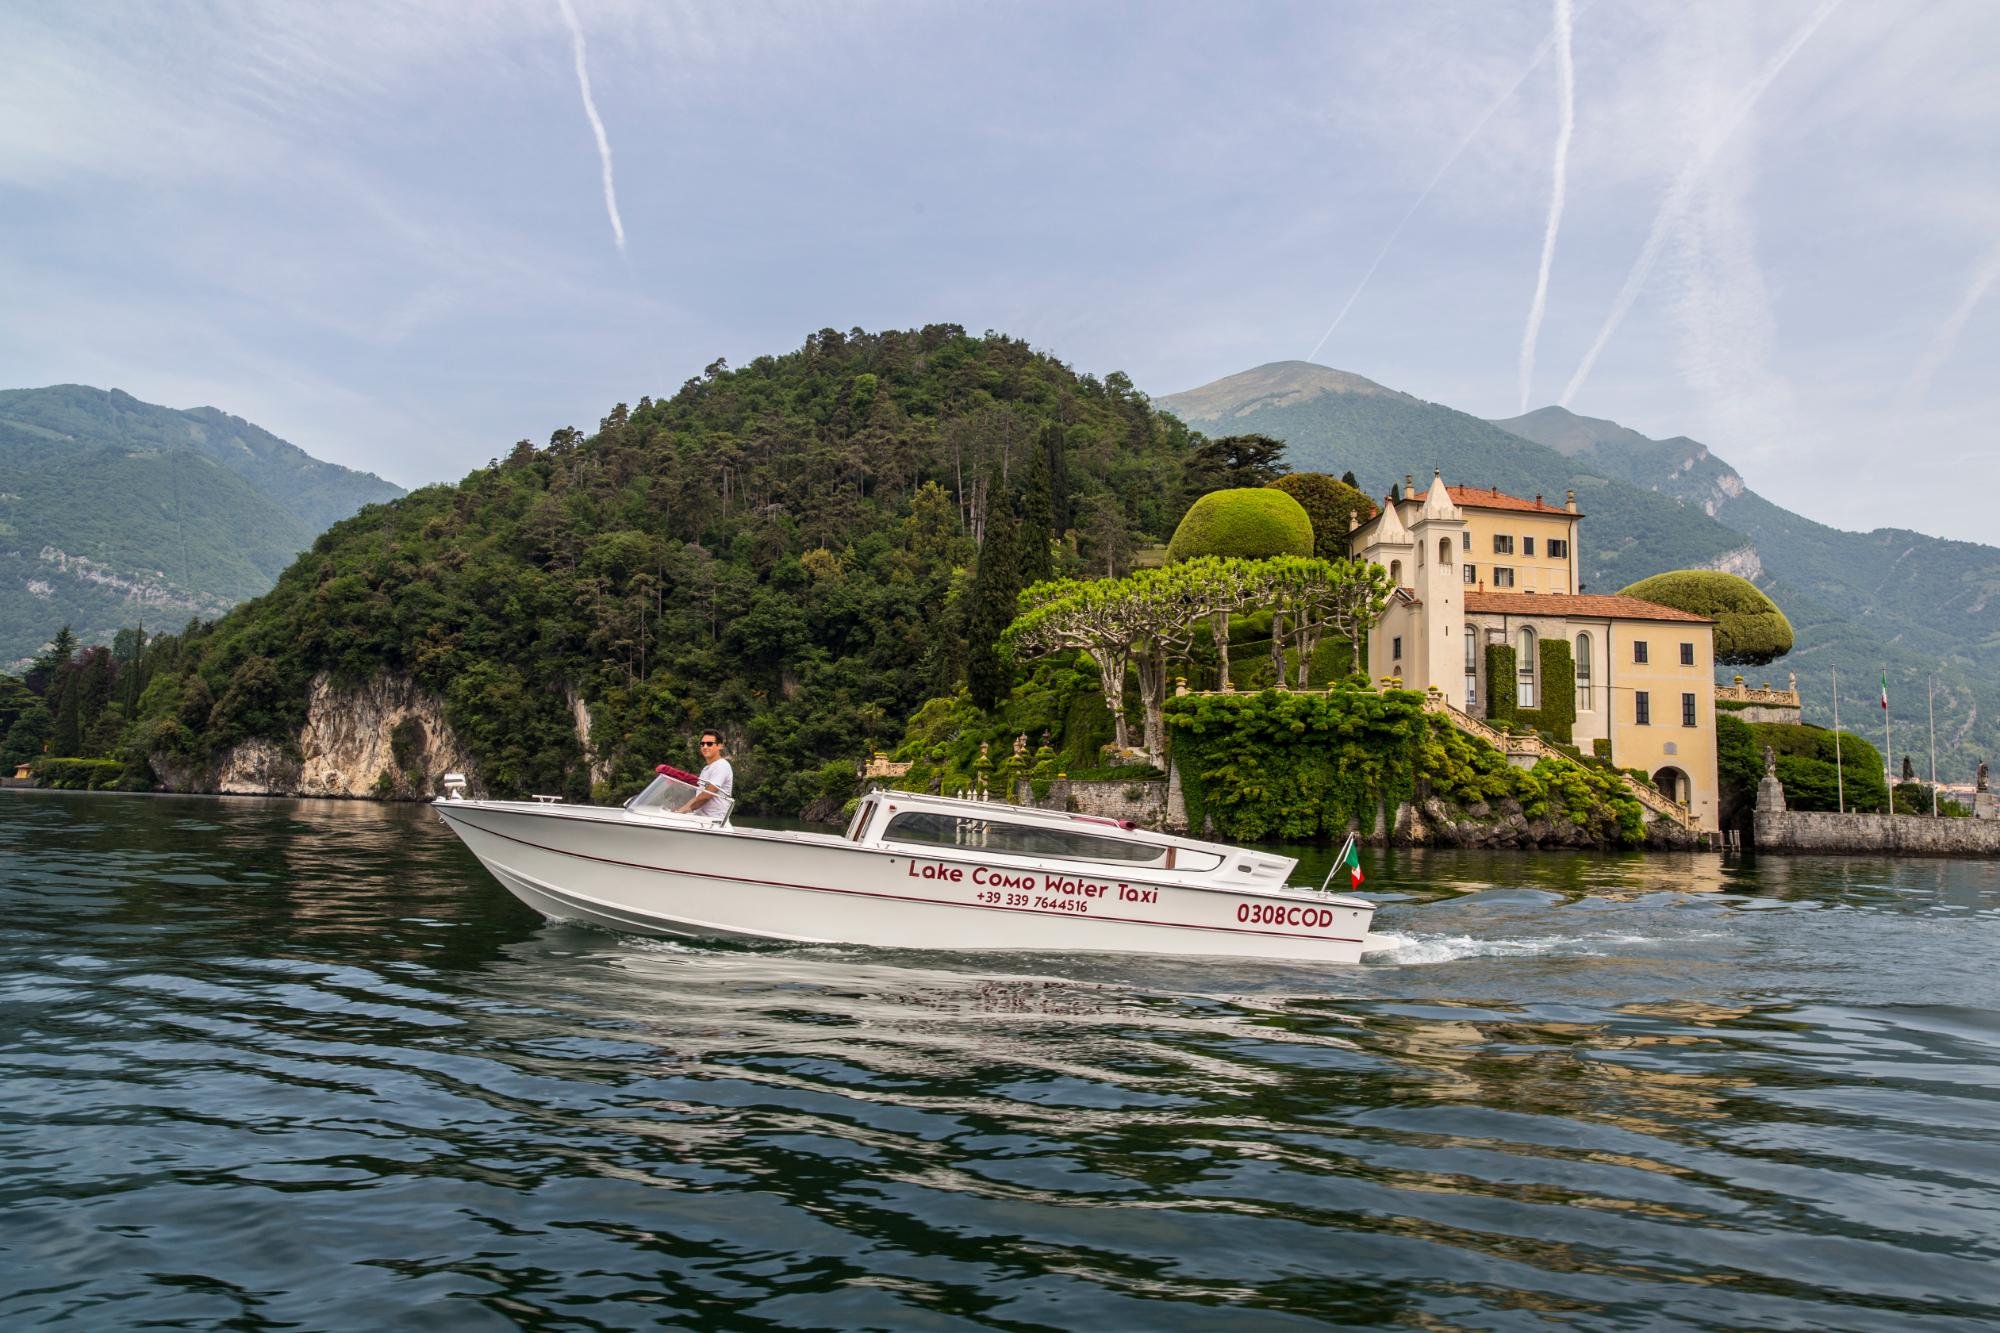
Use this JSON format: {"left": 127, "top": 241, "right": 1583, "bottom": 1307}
{"left": 881, "top": 810, "right": 1179, "bottom": 865}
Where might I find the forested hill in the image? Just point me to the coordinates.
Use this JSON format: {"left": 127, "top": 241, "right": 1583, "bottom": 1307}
{"left": 1159, "top": 361, "right": 1752, "bottom": 593}
{"left": 0, "top": 386, "right": 404, "bottom": 668}
{"left": 111, "top": 327, "right": 1200, "bottom": 811}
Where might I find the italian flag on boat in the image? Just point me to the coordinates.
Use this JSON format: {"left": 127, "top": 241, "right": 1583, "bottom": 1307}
{"left": 1324, "top": 833, "right": 1366, "bottom": 892}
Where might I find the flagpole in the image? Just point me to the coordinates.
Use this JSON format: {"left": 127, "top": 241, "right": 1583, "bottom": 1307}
{"left": 1320, "top": 831, "right": 1355, "bottom": 894}
{"left": 1832, "top": 666, "right": 1845, "bottom": 814}
{"left": 1928, "top": 674, "right": 1938, "bottom": 817}
{"left": 1883, "top": 665, "right": 1892, "bottom": 814}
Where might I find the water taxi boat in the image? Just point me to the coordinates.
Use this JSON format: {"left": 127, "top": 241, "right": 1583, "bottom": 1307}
{"left": 434, "top": 771, "right": 1380, "bottom": 963}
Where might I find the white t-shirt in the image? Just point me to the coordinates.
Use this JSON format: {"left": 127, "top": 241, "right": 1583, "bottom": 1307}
{"left": 694, "top": 757, "right": 734, "bottom": 816}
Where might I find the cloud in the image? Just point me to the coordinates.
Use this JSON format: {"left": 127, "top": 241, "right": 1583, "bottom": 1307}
{"left": 553, "top": 0, "right": 627, "bottom": 254}
{"left": 1901, "top": 233, "right": 2000, "bottom": 408}
{"left": 1516, "top": 0, "right": 1575, "bottom": 413}
{"left": 1559, "top": 0, "right": 1843, "bottom": 407}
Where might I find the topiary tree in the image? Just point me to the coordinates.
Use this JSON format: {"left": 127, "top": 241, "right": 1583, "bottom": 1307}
{"left": 1169, "top": 489, "right": 1314, "bottom": 686}
{"left": 1617, "top": 570, "right": 1793, "bottom": 666}
{"left": 1266, "top": 473, "right": 1376, "bottom": 560}
{"left": 1168, "top": 488, "right": 1314, "bottom": 563}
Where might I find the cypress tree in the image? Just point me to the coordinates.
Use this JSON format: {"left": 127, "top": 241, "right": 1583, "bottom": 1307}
{"left": 1016, "top": 447, "right": 1054, "bottom": 588}
{"left": 964, "top": 513, "right": 1022, "bottom": 711}
{"left": 1039, "top": 421, "right": 1071, "bottom": 532}
{"left": 50, "top": 672, "right": 82, "bottom": 757}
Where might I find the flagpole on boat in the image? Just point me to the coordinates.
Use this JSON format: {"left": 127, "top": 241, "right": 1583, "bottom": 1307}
{"left": 1320, "top": 831, "right": 1356, "bottom": 895}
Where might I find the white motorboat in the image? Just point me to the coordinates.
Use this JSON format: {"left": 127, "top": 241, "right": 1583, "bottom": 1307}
{"left": 434, "top": 771, "right": 1381, "bottom": 963}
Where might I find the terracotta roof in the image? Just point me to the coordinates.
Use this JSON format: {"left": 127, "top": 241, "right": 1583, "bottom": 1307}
{"left": 1414, "top": 484, "right": 1578, "bottom": 517}
{"left": 1463, "top": 591, "right": 1712, "bottom": 623}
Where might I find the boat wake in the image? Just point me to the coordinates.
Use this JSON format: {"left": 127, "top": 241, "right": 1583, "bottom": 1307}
{"left": 1364, "top": 930, "right": 1664, "bottom": 965}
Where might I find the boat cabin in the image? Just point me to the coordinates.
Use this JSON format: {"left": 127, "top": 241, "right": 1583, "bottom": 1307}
{"left": 842, "top": 790, "right": 1297, "bottom": 888}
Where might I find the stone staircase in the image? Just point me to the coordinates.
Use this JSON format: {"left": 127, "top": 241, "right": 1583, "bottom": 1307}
{"left": 1420, "top": 694, "right": 1699, "bottom": 832}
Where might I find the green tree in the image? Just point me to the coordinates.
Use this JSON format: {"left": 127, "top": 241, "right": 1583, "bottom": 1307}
{"left": 1185, "top": 433, "right": 1290, "bottom": 494}
{"left": 1267, "top": 473, "right": 1375, "bottom": 560}
{"left": 1618, "top": 570, "right": 1793, "bottom": 666}
{"left": 964, "top": 513, "right": 1023, "bottom": 710}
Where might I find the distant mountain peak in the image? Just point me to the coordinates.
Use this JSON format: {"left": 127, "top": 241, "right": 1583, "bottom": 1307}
{"left": 1159, "top": 361, "right": 1408, "bottom": 426}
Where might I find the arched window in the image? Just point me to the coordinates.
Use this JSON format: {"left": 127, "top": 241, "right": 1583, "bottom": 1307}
{"left": 1517, "top": 627, "right": 1537, "bottom": 709}
{"left": 1464, "top": 626, "right": 1478, "bottom": 709}
{"left": 1390, "top": 559, "right": 1403, "bottom": 586}
{"left": 1438, "top": 537, "right": 1453, "bottom": 567}
{"left": 1575, "top": 633, "right": 1593, "bottom": 711}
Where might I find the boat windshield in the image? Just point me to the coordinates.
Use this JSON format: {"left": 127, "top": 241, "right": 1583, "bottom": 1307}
{"left": 625, "top": 773, "right": 734, "bottom": 821}
{"left": 881, "top": 809, "right": 1205, "bottom": 867}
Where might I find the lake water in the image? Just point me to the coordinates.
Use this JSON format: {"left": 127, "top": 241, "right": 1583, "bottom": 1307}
{"left": 3, "top": 790, "right": 1998, "bottom": 1330}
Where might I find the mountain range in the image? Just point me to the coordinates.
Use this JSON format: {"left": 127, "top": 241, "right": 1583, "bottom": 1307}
{"left": 0, "top": 385, "right": 403, "bottom": 668}
{"left": 1161, "top": 362, "right": 2000, "bottom": 778}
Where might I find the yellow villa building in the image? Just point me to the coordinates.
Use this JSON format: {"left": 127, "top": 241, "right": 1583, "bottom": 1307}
{"left": 1348, "top": 471, "right": 1720, "bottom": 833}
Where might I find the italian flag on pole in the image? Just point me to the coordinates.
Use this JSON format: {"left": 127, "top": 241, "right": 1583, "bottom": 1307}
{"left": 1881, "top": 673, "right": 1890, "bottom": 710}
{"left": 1342, "top": 839, "right": 1365, "bottom": 889}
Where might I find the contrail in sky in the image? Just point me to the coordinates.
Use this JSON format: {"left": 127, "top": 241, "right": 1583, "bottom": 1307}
{"left": 1517, "top": 0, "right": 1574, "bottom": 414}
{"left": 1306, "top": 8, "right": 1589, "bottom": 364}
{"left": 1559, "top": 0, "right": 1841, "bottom": 407}
{"left": 1902, "top": 234, "right": 2000, "bottom": 407}
{"left": 554, "top": 0, "right": 626, "bottom": 253}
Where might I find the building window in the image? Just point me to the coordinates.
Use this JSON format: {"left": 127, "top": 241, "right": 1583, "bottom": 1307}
{"left": 1461, "top": 530, "right": 1472, "bottom": 551}
{"left": 1493, "top": 534, "right": 1515, "bottom": 555}
{"left": 1635, "top": 691, "right": 1651, "bottom": 725}
{"left": 1522, "top": 536, "right": 1536, "bottom": 556}
{"left": 1548, "top": 538, "right": 1568, "bottom": 558}
{"left": 1390, "top": 559, "right": 1402, "bottom": 586}
{"left": 1634, "top": 640, "right": 1649, "bottom": 664}
{"left": 1392, "top": 635, "right": 1403, "bottom": 661}
{"left": 1575, "top": 633, "right": 1592, "bottom": 711}
{"left": 1492, "top": 567, "right": 1515, "bottom": 587}
{"left": 1438, "top": 537, "right": 1453, "bottom": 567}
{"left": 1680, "top": 641, "right": 1695, "bottom": 666}
{"left": 1517, "top": 627, "right": 1537, "bottom": 709}
{"left": 1464, "top": 627, "right": 1478, "bottom": 709}
{"left": 1682, "top": 692, "right": 1697, "bottom": 727}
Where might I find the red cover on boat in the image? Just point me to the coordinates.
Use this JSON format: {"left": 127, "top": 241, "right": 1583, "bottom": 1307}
{"left": 656, "top": 763, "right": 700, "bottom": 784}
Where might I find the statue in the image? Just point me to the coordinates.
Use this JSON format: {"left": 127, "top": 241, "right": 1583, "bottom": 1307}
{"left": 1013, "top": 733, "right": 1029, "bottom": 758}
{"left": 1901, "top": 755, "right": 1915, "bottom": 783}
{"left": 1979, "top": 760, "right": 1989, "bottom": 793}
{"left": 1763, "top": 744, "right": 1777, "bottom": 777}
{"left": 1788, "top": 671, "right": 1797, "bottom": 695}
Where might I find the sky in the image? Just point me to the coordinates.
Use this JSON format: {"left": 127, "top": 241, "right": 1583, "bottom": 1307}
{"left": 4, "top": 1, "right": 1996, "bottom": 543}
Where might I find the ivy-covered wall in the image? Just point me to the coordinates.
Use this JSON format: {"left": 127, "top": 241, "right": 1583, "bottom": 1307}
{"left": 1484, "top": 644, "right": 1516, "bottom": 725}
{"left": 1165, "top": 686, "right": 1649, "bottom": 846}
{"left": 1522, "top": 637, "right": 1576, "bottom": 743}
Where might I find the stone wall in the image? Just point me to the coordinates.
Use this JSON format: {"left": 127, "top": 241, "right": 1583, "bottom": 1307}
{"left": 1756, "top": 808, "right": 2000, "bottom": 856}
{"left": 1013, "top": 776, "right": 1170, "bottom": 827}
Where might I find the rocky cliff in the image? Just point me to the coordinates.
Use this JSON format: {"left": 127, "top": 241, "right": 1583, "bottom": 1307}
{"left": 151, "top": 672, "right": 475, "bottom": 798}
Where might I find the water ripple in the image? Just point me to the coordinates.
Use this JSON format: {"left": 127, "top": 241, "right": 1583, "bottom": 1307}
{"left": 3, "top": 791, "right": 1999, "bottom": 1328}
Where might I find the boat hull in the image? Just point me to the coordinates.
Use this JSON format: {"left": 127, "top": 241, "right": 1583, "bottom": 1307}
{"left": 436, "top": 800, "right": 1377, "bottom": 964}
